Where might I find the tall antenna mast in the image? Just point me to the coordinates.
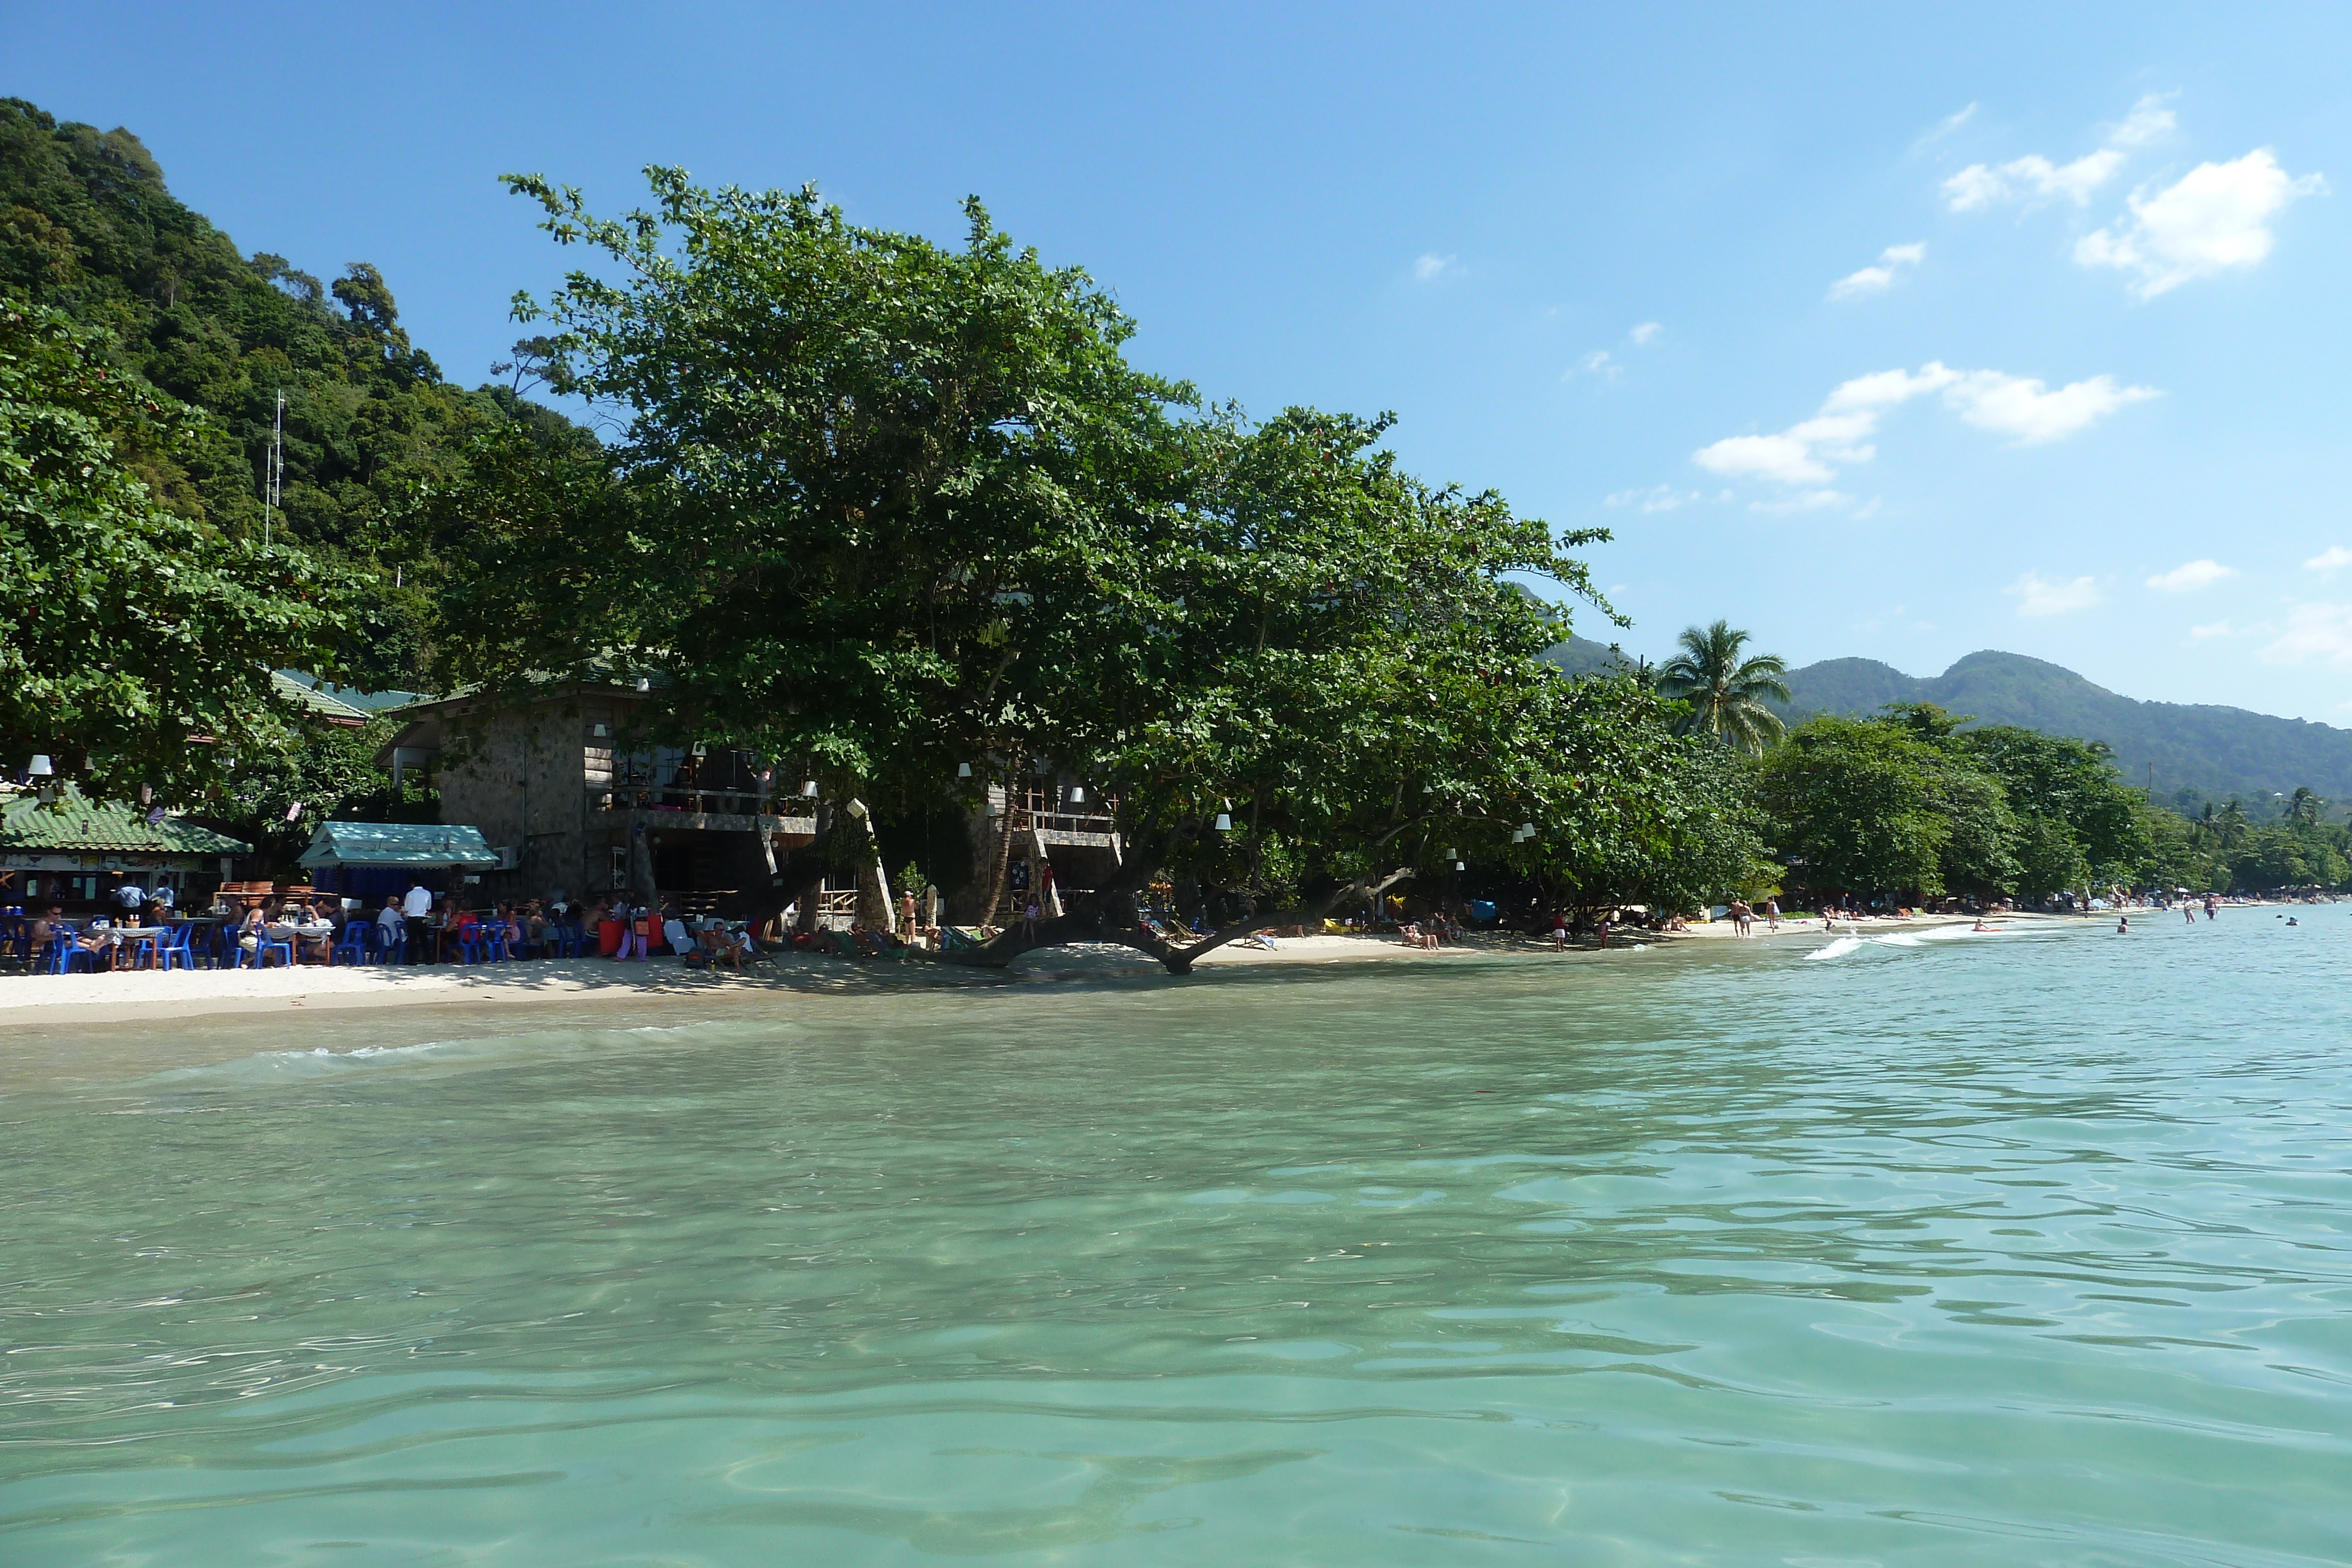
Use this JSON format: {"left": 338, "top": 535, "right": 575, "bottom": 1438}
{"left": 263, "top": 389, "right": 285, "bottom": 549}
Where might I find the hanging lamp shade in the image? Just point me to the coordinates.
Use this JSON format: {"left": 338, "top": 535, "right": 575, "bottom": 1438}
{"left": 27, "top": 754, "right": 52, "bottom": 776}
{"left": 1445, "top": 847, "right": 1457, "bottom": 860}
{"left": 958, "top": 762, "right": 973, "bottom": 778}
{"left": 1517, "top": 822, "right": 1534, "bottom": 837}
{"left": 1213, "top": 813, "right": 1232, "bottom": 831}
{"left": 1068, "top": 786, "right": 1085, "bottom": 803}
{"left": 800, "top": 780, "right": 820, "bottom": 798}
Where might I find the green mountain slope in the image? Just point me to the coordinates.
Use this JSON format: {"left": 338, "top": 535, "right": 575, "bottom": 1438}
{"left": 0, "top": 98, "right": 584, "bottom": 686}
{"left": 1781, "top": 650, "right": 2352, "bottom": 810}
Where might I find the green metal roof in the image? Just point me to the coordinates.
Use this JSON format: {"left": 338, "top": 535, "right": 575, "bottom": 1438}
{"left": 0, "top": 792, "right": 251, "bottom": 855}
{"left": 296, "top": 820, "right": 502, "bottom": 867}
{"left": 269, "top": 670, "right": 375, "bottom": 724}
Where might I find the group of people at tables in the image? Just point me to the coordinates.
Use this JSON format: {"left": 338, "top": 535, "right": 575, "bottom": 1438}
{"left": 363, "top": 885, "right": 761, "bottom": 971}
{"left": 5, "top": 881, "right": 761, "bottom": 973}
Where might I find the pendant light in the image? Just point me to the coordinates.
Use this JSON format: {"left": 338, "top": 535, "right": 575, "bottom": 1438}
{"left": 27, "top": 754, "right": 52, "bottom": 777}
{"left": 958, "top": 762, "right": 973, "bottom": 778}
{"left": 1213, "top": 812, "right": 1232, "bottom": 831}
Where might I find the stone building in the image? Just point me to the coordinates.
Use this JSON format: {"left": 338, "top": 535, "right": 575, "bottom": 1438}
{"left": 374, "top": 679, "right": 816, "bottom": 908}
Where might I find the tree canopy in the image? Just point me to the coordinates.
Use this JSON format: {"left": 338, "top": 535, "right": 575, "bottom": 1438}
{"left": 425, "top": 169, "right": 1738, "bottom": 966}
{"left": 1, "top": 299, "right": 359, "bottom": 799}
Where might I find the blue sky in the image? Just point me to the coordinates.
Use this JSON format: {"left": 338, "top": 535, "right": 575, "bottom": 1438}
{"left": 13, "top": 4, "right": 2350, "bottom": 721}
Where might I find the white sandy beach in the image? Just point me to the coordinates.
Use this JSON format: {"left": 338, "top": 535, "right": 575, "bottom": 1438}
{"left": 0, "top": 912, "right": 2040, "bottom": 1027}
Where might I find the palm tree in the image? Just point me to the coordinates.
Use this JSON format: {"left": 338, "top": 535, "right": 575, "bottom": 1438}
{"left": 1657, "top": 620, "right": 1792, "bottom": 755}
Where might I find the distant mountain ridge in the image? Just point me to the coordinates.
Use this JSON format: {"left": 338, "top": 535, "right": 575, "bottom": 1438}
{"left": 1539, "top": 638, "right": 2352, "bottom": 810}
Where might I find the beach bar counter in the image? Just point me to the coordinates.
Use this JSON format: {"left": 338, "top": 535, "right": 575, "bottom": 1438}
{"left": 295, "top": 821, "right": 505, "bottom": 903}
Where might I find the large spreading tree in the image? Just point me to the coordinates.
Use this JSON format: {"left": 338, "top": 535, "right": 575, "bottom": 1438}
{"left": 429, "top": 170, "right": 1659, "bottom": 969}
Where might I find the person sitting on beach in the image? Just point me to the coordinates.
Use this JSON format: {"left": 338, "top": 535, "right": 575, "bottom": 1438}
{"left": 235, "top": 904, "right": 269, "bottom": 964}
{"left": 376, "top": 894, "right": 407, "bottom": 954}
{"left": 701, "top": 917, "right": 751, "bottom": 970}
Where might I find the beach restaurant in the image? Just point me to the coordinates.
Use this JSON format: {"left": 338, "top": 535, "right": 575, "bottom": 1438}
{"left": 296, "top": 821, "right": 505, "bottom": 903}
{"left": 1, "top": 789, "right": 250, "bottom": 913}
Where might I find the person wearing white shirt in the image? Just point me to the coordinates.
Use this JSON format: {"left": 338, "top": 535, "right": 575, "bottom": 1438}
{"left": 113, "top": 880, "right": 146, "bottom": 917}
{"left": 402, "top": 882, "right": 433, "bottom": 918}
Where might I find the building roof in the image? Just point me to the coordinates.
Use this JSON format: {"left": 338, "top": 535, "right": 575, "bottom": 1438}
{"left": 296, "top": 821, "right": 503, "bottom": 868}
{"left": 0, "top": 791, "right": 252, "bottom": 855}
{"left": 273, "top": 670, "right": 425, "bottom": 714}
{"left": 269, "top": 670, "right": 375, "bottom": 726}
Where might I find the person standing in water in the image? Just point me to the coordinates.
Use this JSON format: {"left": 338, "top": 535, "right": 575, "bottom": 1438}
{"left": 2117, "top": 915, "right": 2130, "bottom": 934}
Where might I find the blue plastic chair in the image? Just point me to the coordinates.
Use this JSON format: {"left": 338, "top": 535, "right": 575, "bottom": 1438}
{"left": 333, "top": 922, "right": 370, "bottom": 966}
{"left": 232, "top": 932, "right": 293, "bottom": 968}
{"left": 455, "top": 923, "right": 487, "bottom": 964}
{"left": 40, "top": 937, "right": 95, "bottom": 975}
{"left": 158, "top": 922, "right": 199, "bottom": 972}
{"left": 379, "top": 928, "right": 409, "bottom": 965}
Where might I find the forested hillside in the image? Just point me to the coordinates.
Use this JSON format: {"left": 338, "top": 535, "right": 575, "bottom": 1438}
{"left": 0, "top": 98, "right": 581, "bottom": 688}
{"left": 1779, "top": 651, "right": 2352, "bottom": 813}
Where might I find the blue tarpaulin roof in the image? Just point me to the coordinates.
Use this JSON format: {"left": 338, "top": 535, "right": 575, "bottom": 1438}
{"left": 297, "top": 821, "right": 502, "bottom": 868}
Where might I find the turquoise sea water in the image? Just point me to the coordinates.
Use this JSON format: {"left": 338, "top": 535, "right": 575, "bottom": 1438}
{"left": 3, "top": 910, "right": 2348, "bottom": 1565}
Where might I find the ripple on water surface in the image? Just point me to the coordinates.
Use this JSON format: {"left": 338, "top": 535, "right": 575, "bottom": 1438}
{"left": 2, "top": 911, "right": 2350, "bottom": 1565}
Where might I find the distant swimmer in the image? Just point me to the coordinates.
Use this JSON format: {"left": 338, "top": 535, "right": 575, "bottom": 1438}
{"left": 2184, "top": 903, "right": 2196, "bottom": 924}
{"left": 2286, "top": 917, "right": 2300, "bottom": 927}
{"left": 1972, "top": 918, "right": 2002, "bottom": 932}
{"left": 2117, "top": 916, "right": 2130, "bottom": 934}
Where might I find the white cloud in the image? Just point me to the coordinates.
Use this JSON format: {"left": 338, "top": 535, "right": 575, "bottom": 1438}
{"left": 2107, "top": 93, "right": 2177, "bottom": 148}
{"left": 2146, "top": 559, "right": 2234, "bottom": 593}
{"left": 2304, "top": 546, "right": 2352, "bottom": 574}
{"left": 2189, "top": 620, "right": 2234, "bottom": 639}
{"left": 1413, "top": 253, "right": 1456, "bottom": 281}
{"left": 1919, "top": 103, "right": 1977, "bottom": 145}
{"left": 2259, "top": 603, "right": 2352, "bottom": 667}
{"left": 1829, "top": 242, "right": 1927, "bottom": 300}
{"left": 1693, "top": 360, "right": 2156, "bottom": 486}
{"left": 1694, "top": 433, "right": 1833, "bottom": 486}
{"left": 1605, "top": 483, "right": 1703, "bottom": 513}
{"left": 1943, "top": 369, "right": 2161, "bottom": 443}
{"left": 1629, "top": 321, "right": 1662, "bottom": 345}
{"left": 1945, "top": 149, "right": 2123, "bottom": 211}
{"left": 1569, "top": 349, "right": 1622, "bottom": 382}
{"left": 1942, "top": 95, "right": 2179, "bottom": 213}
{"left": 2006, "top": 573, "right": 2103, "bottom": 617}
{"left": 2076, "top": 149, "right": 2324, "bottom": 296}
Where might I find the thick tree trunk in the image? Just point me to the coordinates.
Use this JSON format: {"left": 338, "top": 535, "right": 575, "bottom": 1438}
{"left": 912, "top": 860, "right": 1418, "bottom": 976}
